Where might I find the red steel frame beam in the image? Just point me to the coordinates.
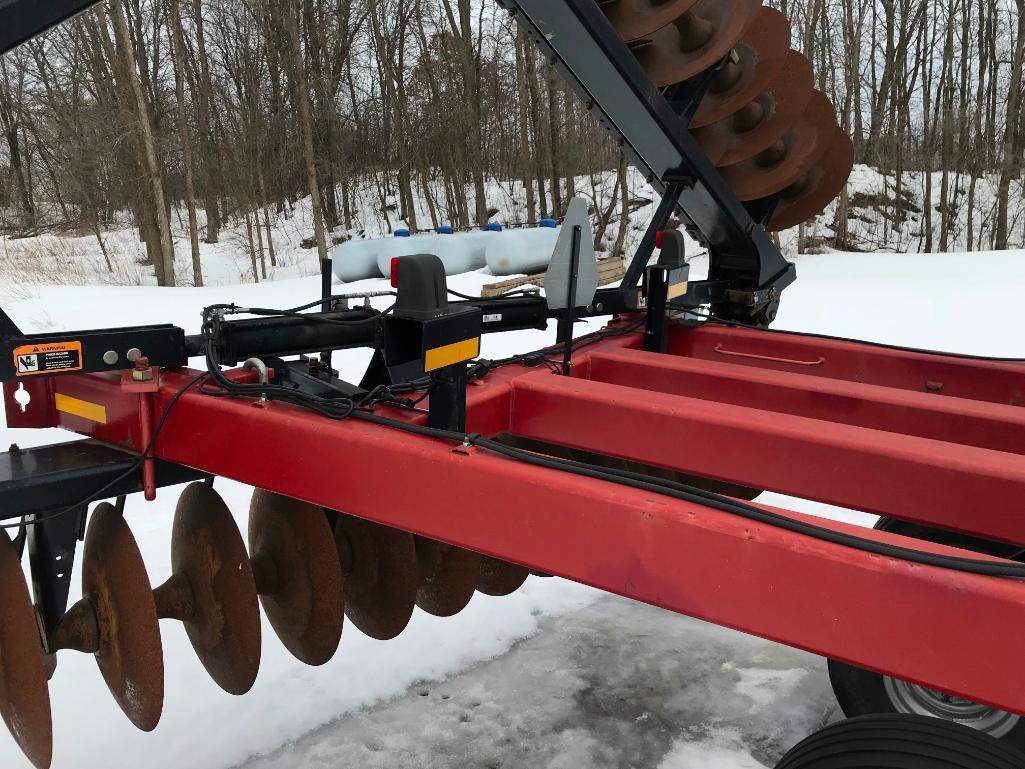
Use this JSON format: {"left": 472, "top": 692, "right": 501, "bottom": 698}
{"left": 508, "top": 368, "right": 1025, "bottom": 544}
{"left": 8, "top": 321, "right": 1025, "bottom": 715}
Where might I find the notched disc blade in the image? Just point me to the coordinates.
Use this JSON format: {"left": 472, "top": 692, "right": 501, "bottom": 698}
{"left": 601, "top": 0, "right": 700, "bottom": 43}
{"left": 249, "top": 490, "right": 343, "bottom": 666}
{"left": 414, "top": 537, "right": 481, "bottom": 617}
{"left": 633, "top": 0, "right": 761, "bottom": 87}
{"left": 170, "top": 482, "right": 261, "bottom": 695}
{"left": 689, "top": 7, "right": 790, "bottom": 128}
{"left": 83, "top": 503, "right": 163, "bottom": 731}
{"left": 719, "top": 89, "right": 837, "bottom": 200}
{"left": 333, "top": 513, "right": 417, "bottom": 641}
{"left": 476, "top": 556, "right": 529, "bottom": 597}
{"left": 767, "top": 128, "right": 854, "bottom": 231}
{"left": 0, "top": 531, "right": 51, "bottom": 769}
{"left": 693, "top": 49, "right": 814, "bottom": 167}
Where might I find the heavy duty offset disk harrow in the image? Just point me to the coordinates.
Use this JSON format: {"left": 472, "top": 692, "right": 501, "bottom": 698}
{"left": 1, "top": 2, "right": 1024, "bottom": 769}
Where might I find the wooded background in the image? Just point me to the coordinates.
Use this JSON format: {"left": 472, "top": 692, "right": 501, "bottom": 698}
{"left": 0, "top": 0, "right": 1022, "bottom": 285}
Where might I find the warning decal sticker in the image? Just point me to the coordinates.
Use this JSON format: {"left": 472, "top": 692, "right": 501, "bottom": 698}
{"left": 13, "top": 341, "right": 83, "bottom": 377}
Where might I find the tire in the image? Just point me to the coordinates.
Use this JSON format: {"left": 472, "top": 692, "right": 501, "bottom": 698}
{"left": 827, "top": 519, "right": 1025, "bottom": 750}
{"left": 775, "top": 714, "right": 1025, "bottom": 768}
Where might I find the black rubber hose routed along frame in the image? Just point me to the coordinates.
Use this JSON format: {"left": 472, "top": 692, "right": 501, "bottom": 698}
{"left": 774, "top": 714, "right": 1025, "bottom": 768}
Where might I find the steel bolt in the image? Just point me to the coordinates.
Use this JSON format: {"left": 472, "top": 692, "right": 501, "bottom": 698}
{"left": 131, "top": 356, "right": 154, "bottom": 382}
{"left": 103, "top": 350, "right": 119, "bottom": 365}
{"left": 126, "top": 348, "right": 142, "bottom": 362}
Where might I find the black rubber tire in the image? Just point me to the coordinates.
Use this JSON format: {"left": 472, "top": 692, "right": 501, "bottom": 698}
{"left": 827, "top": 519, "right": 1025, "bottom": 751}
{"left": 775, "top": 714, "right": 1025, "bottom": 768}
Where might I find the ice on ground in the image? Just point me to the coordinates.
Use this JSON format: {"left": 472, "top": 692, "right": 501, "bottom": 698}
{"left": 728, "top": 664, "right": 811, "bottom": 712}
{"left": 236, "top": 596, "right": 834, "bottom": 769}
{"left": 657, "top": 731, "right": 769, "bottom": 769}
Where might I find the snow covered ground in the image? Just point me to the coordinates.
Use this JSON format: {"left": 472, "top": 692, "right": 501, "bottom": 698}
{"left": 0, "top": 237, "right": 1023, "bottom": 769}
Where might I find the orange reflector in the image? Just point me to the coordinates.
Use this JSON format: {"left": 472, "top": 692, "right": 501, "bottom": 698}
{"left": 424, "top": 337, "right": 481, "bottom": 372}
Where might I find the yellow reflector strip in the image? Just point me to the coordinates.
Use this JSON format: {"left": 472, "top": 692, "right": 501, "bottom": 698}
{"left": 55, "top": 393, "right": 107, "bottom": 424}
{"left": 667, "top": 281, "right": 689, "bottom": 301}
{"left": 424, "top": 337, "right": 481, "bottom": 372}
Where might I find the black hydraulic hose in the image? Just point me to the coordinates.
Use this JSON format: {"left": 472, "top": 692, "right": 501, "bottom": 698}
{"left": 211, "top": 308, "right": 380, "bottom": 365}
{"left": 348, "top": 410, "right": 1025, "bottom": 580}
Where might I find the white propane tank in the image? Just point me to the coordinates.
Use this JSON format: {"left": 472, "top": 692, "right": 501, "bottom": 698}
{"left": 429, "top": 225, "right": 474, "bottom": 275}
{"left": 331, "top": 231, "right": 403, "bottom": 283}
{"left": 436, "top": 223, "right": 503, "bottom": 275}
{"left": 451, "top": 222, "right": 506, "bottom": 274}
{"left": 376, "top": 229, "right": 447, "bottom": 277}
{"left": 484, "top": 219, "right": 560, "bottom": 276}
{"left": 376, "top": 225, "right": 504, "bottom": 276}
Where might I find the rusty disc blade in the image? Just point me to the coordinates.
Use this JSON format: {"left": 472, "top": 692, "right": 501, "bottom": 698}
{"left": 249, "top": 490, "right": 343, "bottom": 666}
{"left": 0, "top": 530, "right": 51, "bottom": 769}
{"left": 414, "top": 537, "right": 481, "bottom": 617}
{"left": 600, "top": 0, "right": 700, "bottom": 43}
{"left": 333, "top": 512, "right": 417, "bottom": 641}
{"left": 82, "top": 502, "right": 163, "bottom": 731}
{"left": 719, "top": 90, "right": 837, "bottom": 201}
{"left": 689, "top": 7, "right": 790, "bottom": 128}
{"left": 767, "top": 128, "right": 854, "bottom": 231}
{"left": 165, "top": 482, "right": 261, "bottom": 695}
{"left": 476, "top": 556, "right": 529, "bottom": 597}
{"left": 632, "top": 0, "right": 762, "bottom": 88}
{"left": 693, "top": 49, "right": 814, "bottom": 167}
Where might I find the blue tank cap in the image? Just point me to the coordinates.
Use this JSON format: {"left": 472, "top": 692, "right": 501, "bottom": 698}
{"left": 436, "top": 226, "right": 455, "bottom": 235}
{"left": 484, "top": 222, "right": 503, "bottom": 232}
{"left": 539, "top": 218, "right": 558, "bottom": 228}
{"left": 394, "top": 228, "right": 410, "bottom": 237}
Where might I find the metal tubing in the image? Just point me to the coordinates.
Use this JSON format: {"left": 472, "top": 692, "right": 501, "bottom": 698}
{"left": 138, "top": 393, "right": 156, "bottom": 501}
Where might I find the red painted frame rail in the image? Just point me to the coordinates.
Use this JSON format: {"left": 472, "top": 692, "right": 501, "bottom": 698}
{"left": 9, "top": 320, "right": 1025, "bottom": 715}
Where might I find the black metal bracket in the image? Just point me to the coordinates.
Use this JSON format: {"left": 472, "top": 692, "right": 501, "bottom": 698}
{"left": 27, "top": 503, "right": 86, "bottom": 642}
{"left": 428, "top": 364, "right": 469, "bottom": 432}
{"left": 0, "top": 324, "right": 187, "bottom": 382}
{"left": 0, "top": 440, "right": 204, "bottom": 640}
{"left": 0, "top": 440, "right": 204, "bottom": 523}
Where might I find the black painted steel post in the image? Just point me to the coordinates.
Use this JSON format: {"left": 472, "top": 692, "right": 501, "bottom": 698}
{"left": 320, "top": 256, "right": 333, "bottom": 370}
{"left": 643, "top": 265, "right": 670, "bottom": 353}
{"left": 428, "top": 364, "right": 468, "bottom": 432}
{"left": 558, "top": 225, "right": 582, "bottom": 375}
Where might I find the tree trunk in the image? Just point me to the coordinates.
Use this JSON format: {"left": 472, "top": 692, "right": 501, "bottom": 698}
{"left": 191, "top": 0, "right": 220, "bottom": 243}
{"left": 169, "top": 0, "right": 202, "bottom": 286}
{"left": 110, "top": 0, "right": 175, "bottom": 286}
{"left": 244, "top": 209, "right": 259, "bottom": 282}
{"left": 277, "top": 1, "right": 330, "bottom": 270}
{"left": 515, "top": 29, "right": 537, "bottom": 224}
{"left": 612, "top": 153, "right": 630, "bottom": 260}
{"left": 995, "top": 0, "right": 1025, "bottom": 250}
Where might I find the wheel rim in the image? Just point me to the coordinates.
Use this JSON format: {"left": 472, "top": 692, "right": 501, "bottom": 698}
{"left": 883, "top": 676, "right": 1020, "bottom": 739}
